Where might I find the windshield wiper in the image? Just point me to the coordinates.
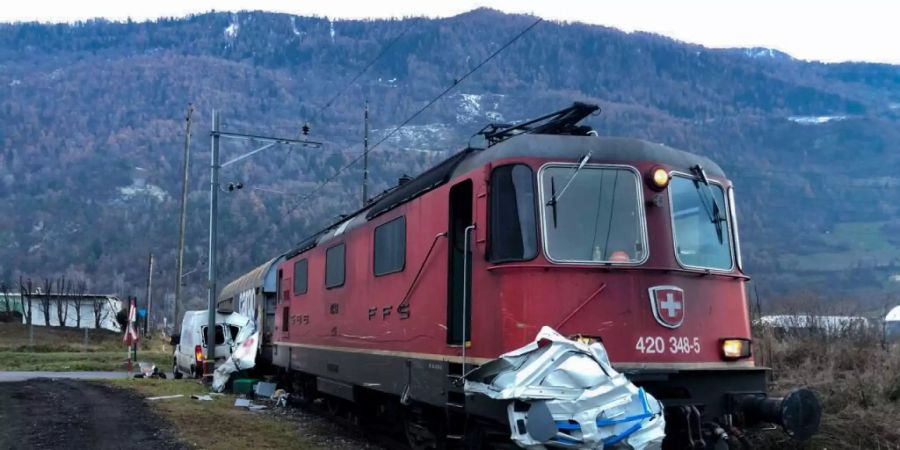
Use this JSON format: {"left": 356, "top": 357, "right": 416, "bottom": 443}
{"left": 546, "top": 152, "right": 591, "bottom": 228}
{"left": 690, "top": 165, "right": 725, "bottom": 244}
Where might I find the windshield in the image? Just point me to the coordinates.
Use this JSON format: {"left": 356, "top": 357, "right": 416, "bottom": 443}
{"left": 670, "top": 175, "right": 733, "bottom": 270}
{"left": 540, "top": 165, "right": 646, "bottom": 263}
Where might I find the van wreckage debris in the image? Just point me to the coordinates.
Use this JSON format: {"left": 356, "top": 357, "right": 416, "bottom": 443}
{"left": 465, "top": 327, "right": 666, "bottom": 449}
{"left": 212, "top": 313, "right": 259, "bottom": 392}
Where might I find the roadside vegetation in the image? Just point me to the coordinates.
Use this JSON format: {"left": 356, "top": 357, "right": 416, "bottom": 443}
{"left": 752, "top": 320, "right": 900, "bottom": 449}
{"left": 0, "top": 323, "right": 170, "bottom": 371}
{"left": 106, "top": 379, "right": 331, "bottom": 450}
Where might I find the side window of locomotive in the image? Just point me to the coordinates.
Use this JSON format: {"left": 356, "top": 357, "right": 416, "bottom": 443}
{"left": 670, "top": 176, "right": 733, "bottom": 270}
{"left": 325, "top": 243, "right": 346, "bottom": 289}
{"left": 489, "top": 164, "right": 538, "bottom": 262}
{"left": 374, "top": 216, "right": 406, "bottom": 276}
{"left": 293, "top": 259, "right": 308, "bottom": 295}
{"left": 540, "top": 166, "right": 646, "bottom": 263}
{"left": 276, "top": 269, "right": 282, "bottom": 303}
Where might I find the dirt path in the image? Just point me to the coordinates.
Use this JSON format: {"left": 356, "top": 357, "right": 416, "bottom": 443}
{"left": 0, "top": 379, "right": 183, "bottom": 450}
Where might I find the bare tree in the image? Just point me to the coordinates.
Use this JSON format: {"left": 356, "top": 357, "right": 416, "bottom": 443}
{"left": 38, "top": 278, "right": 52, "bottom": 326}
{"left": 19, "top": 277, "right": 33, "bottom": 325}
{"left": 93, "top": 296, "right": 115, "bottom": 330}
{"left": 54, "top": 276, "right": 71, "bottom": 327}
{"left": 71, "top": 280, "right": 87, "bottom": 328}
{"left": 0, "top": 282, "right": 12, "bottom": 318}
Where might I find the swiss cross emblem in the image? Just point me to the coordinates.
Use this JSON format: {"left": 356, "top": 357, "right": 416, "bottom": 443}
{"left": 649, "top": 286, "right": 685, "bottom": 329}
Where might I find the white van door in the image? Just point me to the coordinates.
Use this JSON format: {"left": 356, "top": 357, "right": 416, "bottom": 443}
{"left": 176, "top": 315, "right": 198, "bottom": 374}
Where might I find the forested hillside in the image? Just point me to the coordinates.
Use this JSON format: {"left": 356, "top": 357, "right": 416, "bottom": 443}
{"left": 2, "top": 9, "right": 900, "bottom": 313}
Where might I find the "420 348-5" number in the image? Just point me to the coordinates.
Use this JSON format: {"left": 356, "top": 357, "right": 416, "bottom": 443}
{"left": 635, "top": 336, "right": 701, "bottom": 354}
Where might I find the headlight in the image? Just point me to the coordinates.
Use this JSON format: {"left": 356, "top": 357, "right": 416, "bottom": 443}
{"left": 721, "top": 338, "right": 752, "bottom": 360}
{"left": 647, "top": 167, "right": 670, "bottom": 191}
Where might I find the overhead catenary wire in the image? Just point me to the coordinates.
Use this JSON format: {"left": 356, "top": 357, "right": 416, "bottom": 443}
{"left": 245, "top": 16, "right": 544, "bottom": 250}
{"left": 320, "top": 23, "right": 414, "bottom": 111}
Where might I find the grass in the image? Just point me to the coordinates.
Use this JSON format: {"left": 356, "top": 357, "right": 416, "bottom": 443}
{"left": 0, "top": 322, "right": 172, "bottom": 371}
{"left": 106, "top": 379, "right": 324, "bottom": 450}
{"left": 0, "top": 321, "right": 125, "bottom": 351}
{"left": 0, "top": 350, "right": 171, "bottom": 371}
{"left": 752, "top": 323, "right": 900, "bottom": 449}
{"left": 778, "top": 221, "right": 899, "bottom": 272}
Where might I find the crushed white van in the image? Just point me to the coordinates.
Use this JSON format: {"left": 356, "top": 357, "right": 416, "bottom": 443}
{"left": 173, "top": 310, "right": 253, "bottom": 379}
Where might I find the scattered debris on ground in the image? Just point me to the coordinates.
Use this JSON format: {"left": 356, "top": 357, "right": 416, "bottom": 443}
{"left": 147, "top": 394, "right": 184, "bottom": 401}
{"left": 107, "top": 378, "right": 382, "bottom": 450}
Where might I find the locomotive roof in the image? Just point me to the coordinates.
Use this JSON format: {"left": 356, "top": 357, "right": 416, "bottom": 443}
{"left": 294, "top": 133, "right": 726, "bottom": 254}
{"left": 457, "top": 134, "right": 725, "bottom": 178}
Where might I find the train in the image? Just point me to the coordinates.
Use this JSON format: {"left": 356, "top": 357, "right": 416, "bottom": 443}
{"left": 215, "top": 103, "right": 821, "bottom": 449}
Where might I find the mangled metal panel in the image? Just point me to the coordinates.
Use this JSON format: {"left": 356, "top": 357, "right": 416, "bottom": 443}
{"left": 212, "top": 313, "right": 259, "bottom": 392}
{"left": 465, "top": 326, "right": 665, "bottom": 449}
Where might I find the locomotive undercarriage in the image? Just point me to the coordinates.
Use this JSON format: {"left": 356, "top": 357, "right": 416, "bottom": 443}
{"left": 273, "top": 344, "right": 817, "bottom": 449}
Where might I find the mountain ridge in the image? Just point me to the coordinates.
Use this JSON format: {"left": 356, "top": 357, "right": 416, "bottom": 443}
{"left": 1, "top": 9, "right": 899, "bottom": 313}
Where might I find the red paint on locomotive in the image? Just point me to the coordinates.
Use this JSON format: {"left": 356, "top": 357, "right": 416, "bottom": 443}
{"left": 274, "top": 154, "right": 750, "bottom": 369}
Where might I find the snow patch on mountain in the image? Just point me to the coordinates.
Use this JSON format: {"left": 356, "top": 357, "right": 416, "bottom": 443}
{"left": 379, "top": 123, "right": 454, "bottom": 152}
{"left": 787, "top": 115, "right": 847, "bottom": 125}
{"left": 453, "top": 93, "right": 505, "bottom": 124}
{"left": 738, "top": 47, "right": 792, "bottom": 60}
{"left": 224, "top": 14, "right": 240, "bottom": 40}
{"left": 290, "top": 17, "right": 303, "bottom": 37}
{"left": 118, "top": 182, "right": 169, "bottom": 202}
{"left": 377, "top": 77, "right": 399, "bottom": 87}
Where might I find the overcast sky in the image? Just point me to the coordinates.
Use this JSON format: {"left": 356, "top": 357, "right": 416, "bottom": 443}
{"left": 2, "top": 0, "right": 897, "bottom": 64}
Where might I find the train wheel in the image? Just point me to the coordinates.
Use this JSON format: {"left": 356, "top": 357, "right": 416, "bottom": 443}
{"left": 405, "top": 417, "right": 445, "bottom": 450}
{"left": 324, "top": 396, "right": 345, "bottom": 417}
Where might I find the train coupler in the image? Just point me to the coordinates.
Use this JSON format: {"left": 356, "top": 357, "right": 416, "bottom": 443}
{"left": 732, "top": 388, "right": 821, "bottom": 441}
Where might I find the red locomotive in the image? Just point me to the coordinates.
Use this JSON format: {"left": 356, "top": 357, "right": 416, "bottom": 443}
{"left": 227, "top": 104, "right": 820, "bottom": 448}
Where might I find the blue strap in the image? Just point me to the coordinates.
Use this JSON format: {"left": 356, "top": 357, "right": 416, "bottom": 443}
{"left": 550, "top": 388, "right": 657, "bottom": 445}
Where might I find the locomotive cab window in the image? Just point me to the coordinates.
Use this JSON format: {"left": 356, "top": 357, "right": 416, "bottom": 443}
{"left": 293, "top": 259, "right": 308, "bottom": 295}
{"left": 540, "top": 165, "right": 646, "bottom": 264}
{"left": 374, "top": 216, "right": 406, "bottom": 276}
{"left": 490, "top": 164, "right": 537, "bottom": 262}
{"left": 670, "top": 175, "right": 733, "bottom": 270}
{"left": 325, "top": 243, "right": 346, "bottom": 288}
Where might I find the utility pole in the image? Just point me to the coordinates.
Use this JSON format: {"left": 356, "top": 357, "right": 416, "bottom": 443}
{"left": 144, "top": 252, "right": 154, "bottom": 336}
{"left": 206, "top": 110, "right": 220, "bottom": 376}
{"left": 174, "top": 104, "right": 193, "bottom": 334}
{"left": 362, "top": 100, "right": 369, "bottom": 206}
{"left": 205, "top": 110, "right": 322, "bottom": 375}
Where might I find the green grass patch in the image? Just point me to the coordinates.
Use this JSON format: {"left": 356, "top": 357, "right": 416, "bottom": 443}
{"left": 0, "top": 322, "right": 175, "bottom": 371}
{"left": 106, "top": 379, "right": 323, "bottom": 450}
{"left": 0, "top": 350, "right": 171, "bottom": 371}
{"left": 777, "top": 220, "right": 899, "bottom": 272}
